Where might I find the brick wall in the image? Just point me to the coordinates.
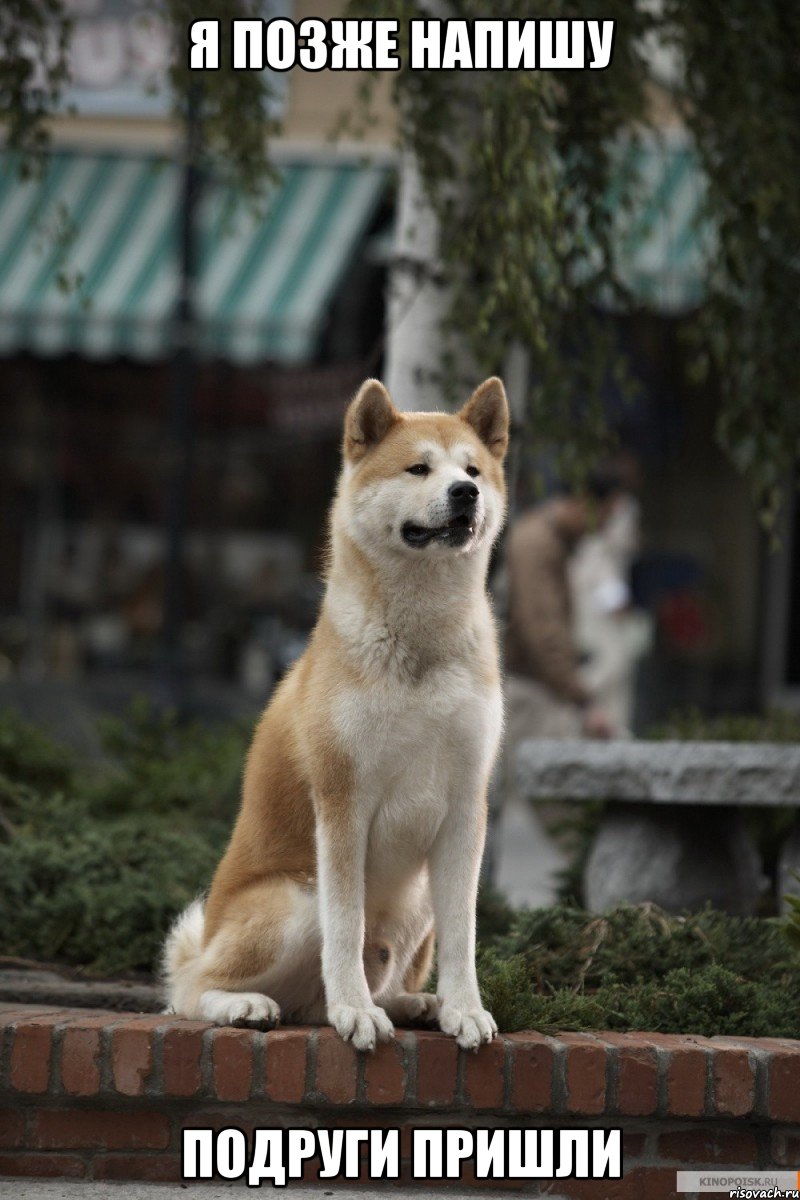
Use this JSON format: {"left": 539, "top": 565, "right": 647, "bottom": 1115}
{"left": 1, "top": 1004, "right": 799, "bottom": 1196}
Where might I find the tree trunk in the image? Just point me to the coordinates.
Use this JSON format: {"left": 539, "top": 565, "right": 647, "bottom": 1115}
{"left": 383, "top": 151, "right": 452, "bottom": 412}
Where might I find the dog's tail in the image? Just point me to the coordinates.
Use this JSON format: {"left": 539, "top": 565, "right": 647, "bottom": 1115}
{"left": 161, "top": 898, "right": 206, "bottom": 1014}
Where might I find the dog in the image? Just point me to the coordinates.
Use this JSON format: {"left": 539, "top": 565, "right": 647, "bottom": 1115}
{"left": 163, "top": 376, "right": 509, "bottom": 1051}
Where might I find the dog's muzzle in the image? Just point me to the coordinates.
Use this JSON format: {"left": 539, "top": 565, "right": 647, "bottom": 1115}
{"left": 401, "top": 482, "right": 480, "bottom": 548}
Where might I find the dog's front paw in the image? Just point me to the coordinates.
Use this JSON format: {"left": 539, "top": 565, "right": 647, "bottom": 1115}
{"left": 384, "top": 992, "right": 440, "bottom": 1025}
{"left": 438, "top": 1002, "right": 497, "bottom": 1050}
{"left": 329, "top": 1003, "right": 394, "bottom": 1051}
{"left": 199, "top": 990, "right": 281, "bottom": 1029}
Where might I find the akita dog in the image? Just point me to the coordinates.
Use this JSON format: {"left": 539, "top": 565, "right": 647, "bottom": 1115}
{"left": 163, "top": 376, "right": 509, "bottom": 1051}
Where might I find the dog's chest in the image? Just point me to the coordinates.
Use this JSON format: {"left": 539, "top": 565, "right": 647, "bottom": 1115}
{"left": 335, "top": 659, "right": 495, "bottom": 777}
{"left": 332, "top": 661, "right": 501, "bottom": 878}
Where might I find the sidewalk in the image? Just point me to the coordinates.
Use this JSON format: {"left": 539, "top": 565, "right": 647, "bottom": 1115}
{"left": 493, "top": 795, "right": 567, "bottom": 909}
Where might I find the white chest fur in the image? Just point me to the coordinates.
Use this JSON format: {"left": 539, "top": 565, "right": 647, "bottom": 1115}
{"left": 323, "top": 543, "right": 503, "bottom": 896}
{"left": 331, "top": 660, "right": 502, "bottom": 892}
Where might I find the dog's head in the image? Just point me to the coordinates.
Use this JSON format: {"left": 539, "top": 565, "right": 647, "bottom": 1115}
{"left": 336, "top": 377, "right": 509, "bottom": 562}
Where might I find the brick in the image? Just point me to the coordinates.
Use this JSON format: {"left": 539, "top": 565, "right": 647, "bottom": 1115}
{"left": 399, "top": 1121, "right": 416, "bottom": 1161}
{"left": 0, "top": 1106, "right": 25, "bottom": 1148}
{"left": 162, "top": 1022, "right": 207, "bottom": 1097}
{"left": 623, "top": 1132, "right": 647, "bottom": 1159}
{"left": 635, "top": 1032, "right": 712, "bottom": 1118}
{"left": 415, "top": 1032, "right": 458, "bottom": 1106}
{"left": 562, "top": 1033, "right": 606, "bottom": 1116}
{"left": 94, "top": 1154, "right": 183, "bottom": 1182}
{"left": 244, "top": 1146, "right": 323, "bottom": 1185}
{"left": 554, "top": 1178, "right": 638, "bottom": 1200}
{"left": 463, "top": 1036, "right": 506, "bottom": 1110}
{"left": 770, "top": 1128, "right": 800, "bottom": 1167}
{"left": 712, "top": 1047, "right": 755, "bottom": 1117}
{"left": 558, "top": 1168, "right": 680, "bottom": 1200}
{"left": 31, "top": 1109, "right": 170, "bottom": 1151}
{"left": 298, "top": 1155, "right": 325, "bottom": 1184}
{"left": 363, "top": 1035, "right": 407, "bottom": 1105}
{"left": 508, "top": 1033, "right": 555, "bottom": 1113}
{"left": 666, "top": 1044, "right": 708, "bottom": 1118}
{"left": 314, "top": 1029, "right": 358, "bottom": 1104}
{"left": 745, "top": 1036, "right": 800, "bottom": 1053}
{"left": 179, "top": 1111, "right": 257, "bottom": 1138}
{"left": 211, "top": 1027, "right": 254, "bottom": 1102}
{"left": 658, "top": 1128, "right": 758, "bottom": 1165}
{"left": 602, "top": 1034, "right": 658, "bottom": 1116}
{"left": 457, "top": 1161, "right": 526, "bottom": 1191}
{"left": 336, "top": 1116, "right": 414, "bottom": 1161}
{"left": 60, "top": 1012, "right": 122, "bottom": 1032}
{"left": 769, "top": 1048, "right": 800, "bottom": 1122}
{"left": 263, "top": 1029, "right": 308, "bottom": 1103}
{"left": 712, "top": 1035, "right": 780, "bottom": 1052}
{"left": 111, "top": 1024, "right": 155, "bottom": 1097}
{"left": 642, "top": 1166, "right": 683, "bottom": 1200}
{"left": 0, "top": 1152, "right": 86, "bottom": 1178}
{"left": 60, "top": 1027, "right": 103, "bottom": 1097}
{"left": 39, "top": 1007, "right": 117, "bottom": 1024}
{"left": 0, "top": 1006, "right": 64, "bottom": 1026}
{"left": 10, "top": 1016, "right": 63, "bottom": 1093}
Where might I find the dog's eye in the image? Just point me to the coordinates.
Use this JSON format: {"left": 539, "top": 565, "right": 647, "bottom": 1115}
{"left": 406, "top": 463, "right": 430, "bottom": 476}
{"left": 466, "top": 465, "right": 480, "bottom": 478}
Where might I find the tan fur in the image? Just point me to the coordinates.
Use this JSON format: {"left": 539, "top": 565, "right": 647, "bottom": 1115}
{"left": 164, "top": 377, "right": 509, "bottom": 1050}
{"left": 404, "top": 928, "right": 436, "bottom": 993}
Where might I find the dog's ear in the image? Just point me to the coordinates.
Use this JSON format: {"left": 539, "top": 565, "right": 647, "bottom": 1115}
{"left": 459, "top": 377, "right": 509, "bottom": 460}
{"left": 344, "top": 379, "right": 400, "bottom": 462}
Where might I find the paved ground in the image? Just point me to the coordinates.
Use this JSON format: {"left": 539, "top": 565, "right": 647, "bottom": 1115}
{"left": 493, "top": 796, "right": 566, "bottom": 909}
{"left": 1, "top": 1183, "right": 559, "bottom": 1199}
{"left": 0, "top": 675, "right": 258, "bottom": 760}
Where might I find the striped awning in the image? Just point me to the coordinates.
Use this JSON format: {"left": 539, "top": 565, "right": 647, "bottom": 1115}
{"left": 0, "top": 152, "right": 389, "bottom": 363}
{"left": 611, "top": 134, "right": 711, "bottom": 312}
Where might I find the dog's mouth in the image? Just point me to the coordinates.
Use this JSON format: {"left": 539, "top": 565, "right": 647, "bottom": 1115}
{"left": 401, "top": 513, "right": 477, "bottom": 548}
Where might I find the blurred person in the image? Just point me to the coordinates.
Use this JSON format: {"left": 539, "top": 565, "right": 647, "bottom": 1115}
{"left": 504, "top": 468, "right": 627, "bottom": 743}
{"left": 570, "top": 490, "right": 653, "bottom": 733}
{"left": 489, "top": 469, "right": 628, "bottom": 908}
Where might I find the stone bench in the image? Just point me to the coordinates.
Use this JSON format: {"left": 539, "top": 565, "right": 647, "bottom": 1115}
{"left": 515, "top": 740, "right": 800, "bottom": 914}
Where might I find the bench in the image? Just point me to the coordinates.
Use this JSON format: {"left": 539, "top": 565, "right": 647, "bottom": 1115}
{"left": 515, "top": 739, "right": 800, "bottom": 914}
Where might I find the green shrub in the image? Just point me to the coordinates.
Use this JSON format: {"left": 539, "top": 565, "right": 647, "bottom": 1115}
{"left": 0, "top": 812, "right": 226, "bottom": 974}
{"left": 478, "top": 958, "right": 799, "bottom": 1040}
{"left": 493, "top": 903, "right": 795, "bottom": 989}
{"left": 0, "top": 701, "right": 246, "bottom": 975}
{"left": 0, "top": 708, "right": 74, "bottom": 791}
{"left": 475, "top": 903, "right": 800, "bottom": 1037}
{"left": 2, "top": 705, "right": 800, "bottom": 1038}
{"left": 475, "top": 881, "right": 516, "bottom": 941}
{"left": 785, "top": 874, "right": 800, "bottom": 953}
{"left": 648, "top": 707, "right": 800, "bottom": 743}
{"left": 90, "top": 697, "right": 248, "bottom": 819}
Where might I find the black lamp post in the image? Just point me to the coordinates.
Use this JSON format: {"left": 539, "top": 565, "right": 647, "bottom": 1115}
{"left": 160, "top": 82, "right": 203, "bottom": 714}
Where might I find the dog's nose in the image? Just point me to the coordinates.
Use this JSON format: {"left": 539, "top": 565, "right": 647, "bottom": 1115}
{"left": 448, "top": 480, "right": 479, "bottom": 508}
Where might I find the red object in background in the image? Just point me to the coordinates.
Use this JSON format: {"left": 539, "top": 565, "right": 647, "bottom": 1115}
{"left": 658, "top": 589, "right": 713, "bottom": 653}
